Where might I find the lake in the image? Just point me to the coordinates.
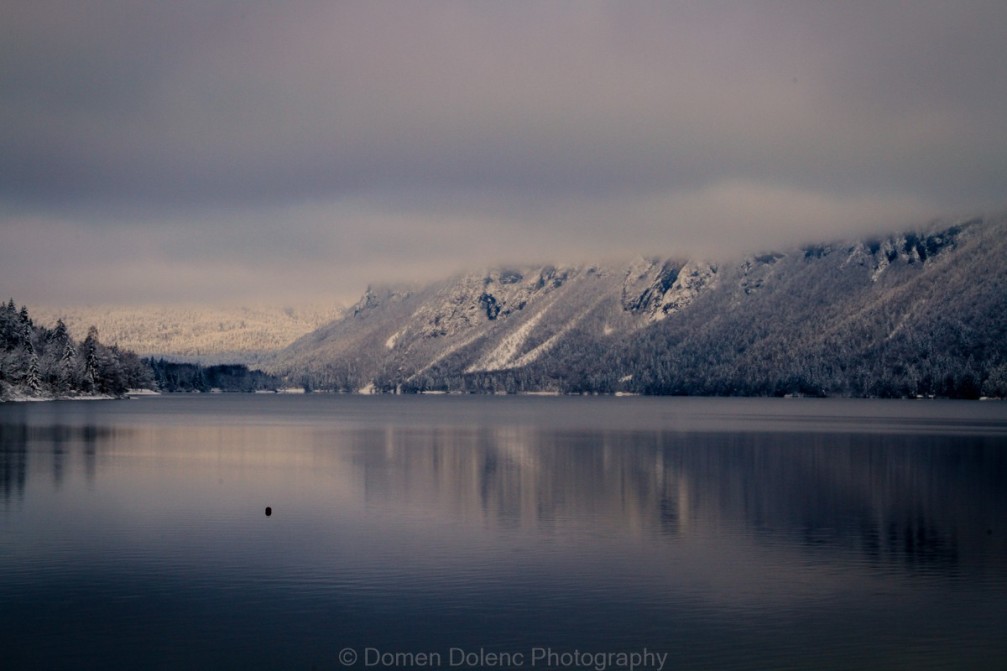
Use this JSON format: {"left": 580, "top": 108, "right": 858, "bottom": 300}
{"left": 1, "top": 395, "right": 1005, "bottom": 670}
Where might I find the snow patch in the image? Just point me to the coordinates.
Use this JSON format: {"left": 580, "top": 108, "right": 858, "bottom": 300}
{"left": 3, "top": 393, "right": 117, "bottom": 403}
{"left": 412, "top": 329, "right": 487, "bottom": 378}
{"left": 509, "top": 308, "right": 589, "bottom": 369}
{"left": 870, "top": 243, "right": 895, "bottom": 282}
{"left": 385, "top": 330, "right": 402, "bottom": 350}
{"left": 466, "top": 310, "right": 546, "bottom": 373}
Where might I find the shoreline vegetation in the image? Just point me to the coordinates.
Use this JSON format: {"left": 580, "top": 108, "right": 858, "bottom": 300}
{"left": 1, "top": 300, "right": 286, "bottom": 402}
{"left": 0, "top": 299, "right": 154, "bottom": 402}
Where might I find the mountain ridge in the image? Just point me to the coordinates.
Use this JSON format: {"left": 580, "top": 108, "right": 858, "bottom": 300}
{"left": 268, "top": 215, "right": 1007, "bottom": 398}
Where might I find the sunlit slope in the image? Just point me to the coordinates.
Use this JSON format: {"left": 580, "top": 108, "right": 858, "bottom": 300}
{"left": 32, "top": 304, "right": 343, "bottom": 365}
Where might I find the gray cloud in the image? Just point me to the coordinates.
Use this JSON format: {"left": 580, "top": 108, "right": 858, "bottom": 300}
{"left": 2, "top": 1, "right": 1006, "bottom": 305}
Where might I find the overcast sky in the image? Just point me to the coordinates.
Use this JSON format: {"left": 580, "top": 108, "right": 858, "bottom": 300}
{"left": 3, "top": 1, "right": 1006, "bottom": 306}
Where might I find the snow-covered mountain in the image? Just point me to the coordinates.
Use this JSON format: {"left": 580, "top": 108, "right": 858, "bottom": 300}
{"left": 268, "top": 258, "right": 719, "bottom": 390}
{"left": 31, "top": 304, "right": 343, "bottom": 365}
{"left": 269, "top": 216, "right": 1007, "bottom": 398}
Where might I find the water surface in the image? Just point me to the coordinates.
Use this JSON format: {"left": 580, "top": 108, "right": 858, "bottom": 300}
{"left": 1, "top": 396, "right": 1005, "bottom": 670}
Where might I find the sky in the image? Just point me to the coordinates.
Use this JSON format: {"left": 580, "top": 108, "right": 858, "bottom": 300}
{"left": 2, "top": 1, "right": 1006, "bottom": 307}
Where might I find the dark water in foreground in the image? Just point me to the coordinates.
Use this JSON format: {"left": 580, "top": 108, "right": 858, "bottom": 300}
{"left": 1, "top": 395, "right": 1005, "bottom": 670}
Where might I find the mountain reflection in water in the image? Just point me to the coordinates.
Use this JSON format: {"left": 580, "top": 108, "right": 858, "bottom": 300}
{"left": 1, "top": 396, "right": 1005, "bottom": 670}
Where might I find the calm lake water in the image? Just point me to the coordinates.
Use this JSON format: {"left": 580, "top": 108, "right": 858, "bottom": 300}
{"left": 1, "top": 395, "right": 1005, "bottom": 670}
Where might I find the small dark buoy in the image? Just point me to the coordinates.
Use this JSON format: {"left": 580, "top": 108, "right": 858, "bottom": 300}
{"left": 265, "top": 506, "right": 272, "bottom": 517}
{"left": 987, "top": 528, "right": 993, "bottom": 535}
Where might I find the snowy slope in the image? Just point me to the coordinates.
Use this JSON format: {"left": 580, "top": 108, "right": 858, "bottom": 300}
{"left": 31, "top": 304, "right": 343, "bottom": 364}
{"left": 268, "top": 260, "right": 715, "bottom": 390}
{"left": 269, "top": 215, "right": 1007, "bottom": 397}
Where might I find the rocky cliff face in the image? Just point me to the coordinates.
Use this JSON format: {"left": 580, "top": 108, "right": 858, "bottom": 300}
{"left": 269, "top": 216, "right": 1007, "bottom": 397}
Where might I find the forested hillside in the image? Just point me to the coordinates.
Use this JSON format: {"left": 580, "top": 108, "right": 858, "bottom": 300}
{"left": 0, "top": 300, "right": 153, "bottom": 400}
{"left": 146, "top": 360, "right": 281, "bottom": 393}
{"left": 270, "top": 216, "right": 1007, "bottom": 398}
{"left": 619, "top": 224, "right": 1007, "bottom": 398}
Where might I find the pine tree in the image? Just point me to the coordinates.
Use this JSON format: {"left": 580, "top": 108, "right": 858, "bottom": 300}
{"left": 26, "top": 345, "right": 41, "bottom": 395}
{"left": 59, "top": 337, "right": 77, "bottom": 392}
{"left": 83, "top": 326, "right": 99, "bottom": 392}
{"left": 17, "top": 316, "right": 32, "bottom": 351}
{"left": 53, "top": 318, "right": 69, "bottom": 345}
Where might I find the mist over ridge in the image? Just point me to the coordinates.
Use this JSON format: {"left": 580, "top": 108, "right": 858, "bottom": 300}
{"left": 268, "top": 215, "right": 1007, "bottom": 398}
